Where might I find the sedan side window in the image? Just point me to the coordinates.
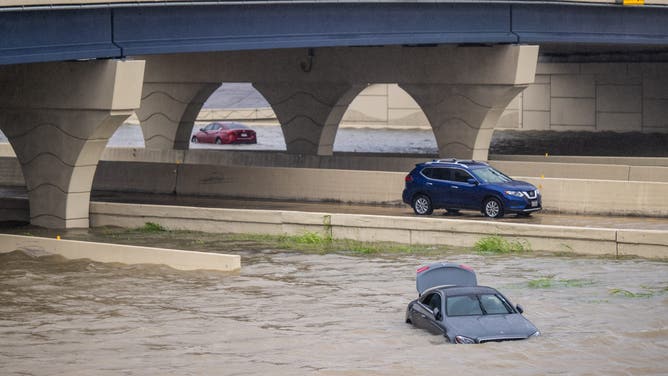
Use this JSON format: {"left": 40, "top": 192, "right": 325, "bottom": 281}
{"left": 427, "top": 293, "right": 441, "bottom": 312}
{"left": 420, "top": 293, "right": 441, "bottom": 312}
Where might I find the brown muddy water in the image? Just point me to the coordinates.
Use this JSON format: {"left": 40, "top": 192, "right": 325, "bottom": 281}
{"left": 1, "top": 234, "right": 667, "bottom": 375}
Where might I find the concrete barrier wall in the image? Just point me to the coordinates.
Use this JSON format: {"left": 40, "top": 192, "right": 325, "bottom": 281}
{"left": 175, "top": 164, "right": 404, "bottom": 204}
{"left": 3, "top": 154, "right": 668, "bottom": 216}
{"left": 0, "top": 233, "right": 241, "bottom": 271}
{"left": 3, "top": 144, "right": 668, "bottom": 181}
{"left": 91, "top": 162, "right": 668, "bottom": 217}
{"left": 524, "top": 177, "right": 668, "bottom": 217}
{"left": 89, "top": 202, "right": 668, "bottom": 259}
{"left": 490, "top": 154, "right": 668, "bottom": 167}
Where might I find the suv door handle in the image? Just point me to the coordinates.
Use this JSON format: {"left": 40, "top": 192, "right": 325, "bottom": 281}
{"left": 426, "top": 182, "right": 433, "bottom": 186}
{"left": 451, "top": 186, "right": 459, "bottom": 189}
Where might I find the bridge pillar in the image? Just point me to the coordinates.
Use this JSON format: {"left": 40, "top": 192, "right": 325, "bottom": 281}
{"left": 253, "top": 82, "right": 366, "bottom": 155}
{"left": 400, "top": 84, "right": 525, "bottom": 160}
{"left": 0, "top": 60, "right": 145, "bottom": 228}
{"left": 137, "top": 81, "right": 221, "bottom": 149}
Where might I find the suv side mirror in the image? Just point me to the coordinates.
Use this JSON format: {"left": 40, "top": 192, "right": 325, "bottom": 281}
{"left": 467, "top": 178, "right": 478, "bottom": 185}
{"left": 433, "top": 307, "right": 442, "bottom": 321}
{"left": 516, "top": 304, "right": 524, "bottom": 314}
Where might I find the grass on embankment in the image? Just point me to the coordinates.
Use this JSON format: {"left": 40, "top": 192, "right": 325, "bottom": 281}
{"left": 8, "top": 222, "right": 535, "bottom": 256}
{"left": 473, "top": 235, "right": 531, "bottom": 254}
{"left": 88, "top": 225, "right": 534, "bottom": 256}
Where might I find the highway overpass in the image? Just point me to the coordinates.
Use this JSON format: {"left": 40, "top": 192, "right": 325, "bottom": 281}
{"left": 1, "top": 0, "right": 667, "bottom": 228}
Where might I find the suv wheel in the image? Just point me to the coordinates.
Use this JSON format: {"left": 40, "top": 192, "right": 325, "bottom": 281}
{"left": 412, "top": 194, "right": 433, "bottom": 215}
{"left": 483, "top": 197, "right": 504, "bottom": 218}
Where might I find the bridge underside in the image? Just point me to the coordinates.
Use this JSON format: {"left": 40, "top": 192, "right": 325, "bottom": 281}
{"left": 2, "top": 2, "right": 668, "bottom": 229}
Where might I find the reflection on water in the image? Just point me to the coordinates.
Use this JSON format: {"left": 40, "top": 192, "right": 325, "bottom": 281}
{"left": 1, "top": 248, "right": 667, "bottom": 375}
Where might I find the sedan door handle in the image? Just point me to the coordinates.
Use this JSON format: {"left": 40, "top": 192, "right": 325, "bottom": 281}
{"left": 451, "top": 186, "right": 459, "bottom": 189}
{"left": 426, "top": 182, "right": 433, "bottom": 186}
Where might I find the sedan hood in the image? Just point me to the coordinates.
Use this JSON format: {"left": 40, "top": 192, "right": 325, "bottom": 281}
{"left": 447, "top": 314, "right": 537, "bottom": 342}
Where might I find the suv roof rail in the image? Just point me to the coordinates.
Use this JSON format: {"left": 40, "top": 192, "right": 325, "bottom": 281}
{"left": 429, "top": 158, "right": 488, "bottom": 167}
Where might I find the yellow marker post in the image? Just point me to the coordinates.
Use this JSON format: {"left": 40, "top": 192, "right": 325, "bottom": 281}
{"left": 56, "top": 235, "right": 61, "bottom": 240}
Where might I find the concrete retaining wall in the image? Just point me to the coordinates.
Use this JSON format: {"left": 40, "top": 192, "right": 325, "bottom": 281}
{"left": 90, "top": 162, "right": 668, "bottom": 217}
{"left": 0, "top": 233, "right": 241, "bottom": 271}
{"left": 3, "top": 152, "right": 668, "bottom": 216}
{"left": 89, "top": 202, "right": 668, "bottom": 259}
{"left": 342, "top": 62, "right": 668, "bottom": 134}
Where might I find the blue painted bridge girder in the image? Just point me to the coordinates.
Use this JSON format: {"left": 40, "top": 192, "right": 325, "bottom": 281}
{"left": 1, "top": 2, "right": 668, "bottom": 65}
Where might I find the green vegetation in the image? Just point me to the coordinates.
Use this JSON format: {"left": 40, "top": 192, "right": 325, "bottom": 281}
{"left": 609, "top": 285, "right": 668, "bottom": 298}
{"left": 138, "top": 222, "right": 166, "bottom": 232}
{"left": 609, "top": 288, "right": 653, "bottom": 298}
{"left": 528, "top": 277, "right": 554, "bottom": 288}
{"left": 474, "top": 235, "right": 531, "bottom": 254}
{"left": 527, "top": 275, "right": 595, "bottom": 289}
{"left": 58, "top": 227, "right": 462, "bottom": 256}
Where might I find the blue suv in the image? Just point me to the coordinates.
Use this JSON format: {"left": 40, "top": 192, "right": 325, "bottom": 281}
{"left": 402, "top": 159, "right": 541, "bottom": 218}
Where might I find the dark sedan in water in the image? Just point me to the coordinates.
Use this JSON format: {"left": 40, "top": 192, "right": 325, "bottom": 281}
{"left": 191, "top": 122, "right": 257, "bottom": 144}
{"left": 405, "top": 262, "right": 540, "bottom": 344}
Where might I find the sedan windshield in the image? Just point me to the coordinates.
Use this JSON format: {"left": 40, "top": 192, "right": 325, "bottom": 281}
{"left": 446, "top": 294, "right": 513, "bottom": 316}
{"left": 470, "top": 167, "right": 513, "bottom": 184}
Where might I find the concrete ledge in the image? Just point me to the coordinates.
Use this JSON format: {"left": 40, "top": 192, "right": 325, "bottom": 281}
{"left": 89, "top": 202, "right": 668, "bottom": 259}
{"left": 0, "top": 233, "right": 241, "bottom": 272}
{"left": 524, "top": 177, "right": 668, "bottom": 216}
{"left": 490, "top": 154, "right": 668, "bottom": 167}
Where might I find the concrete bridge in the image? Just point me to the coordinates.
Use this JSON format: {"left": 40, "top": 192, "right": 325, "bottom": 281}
{"left": 1, "top": 0, "right": 668, "bottom": 228}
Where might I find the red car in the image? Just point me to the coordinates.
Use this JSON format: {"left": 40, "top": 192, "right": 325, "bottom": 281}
{"left": 191, "top": 122, "right": 257, "bottom": 144}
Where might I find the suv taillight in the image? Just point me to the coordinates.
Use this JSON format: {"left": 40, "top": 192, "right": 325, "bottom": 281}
{"left": 405, "top": 174, "right": 413, "bottom": 183}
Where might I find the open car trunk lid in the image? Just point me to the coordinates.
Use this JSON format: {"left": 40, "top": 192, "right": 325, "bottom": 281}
{"left": 416, "top": 262, "right": 477, "bottom": 295}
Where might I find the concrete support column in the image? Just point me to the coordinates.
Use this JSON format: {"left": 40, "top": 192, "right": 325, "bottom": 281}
{"left": 0, "top": 60, "right": 145, "bottom": 228}
{"left": 137, "top": 82, "right": 221, "bottom": 149}
{"left": 400, "top": 84, "right": 525, "bottom": 160}
{"left": 253, "top": 82, "right": 366, "bottom": 155}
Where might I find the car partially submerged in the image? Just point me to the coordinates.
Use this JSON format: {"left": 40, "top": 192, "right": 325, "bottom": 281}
{"left": 405, "top": 262, "right": 540, "bottom": 344}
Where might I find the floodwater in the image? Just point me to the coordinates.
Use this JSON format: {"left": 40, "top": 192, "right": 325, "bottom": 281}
{"left": 1, "top": 243, "right": 667, "bottom": 375}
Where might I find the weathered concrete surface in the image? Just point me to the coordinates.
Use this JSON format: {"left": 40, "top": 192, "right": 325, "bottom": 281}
{"left": 3, "top": 145, "right": 668, "bottom": 216}
{"left": 3, "top": 147, "right": 668, "bottom": 216}
{"left": 0, "top": 233, "right": 241, "bottom": 271}
{"left": 141, "top": 45, "right": 538, "bottom": 157}
{"left": 0, "top": 60, "right": 145, "bottom": 228}
{"left": 344, "top": 62, "right": 668, "bottom": 135}
{"left": 490, "top": 154, "right": 668, "bottom": 167}
{"left": 89, "top": 202, "right": 668, "bottom": 259}
{"left": 136, "top": 81, "right": 221, "bottom": 150}
{"left": 90, "top": 162, "right": 668, "bottom": 216}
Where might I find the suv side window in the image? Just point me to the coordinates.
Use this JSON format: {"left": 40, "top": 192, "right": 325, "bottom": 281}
{"left": 421, "top": 168, "right": 434, "bottom": 179}
{"left": 422, "top": 168, "right": 447, "bottom": 180}
{"left": 452, "top": 169, "right": 473, "bottom": 183}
